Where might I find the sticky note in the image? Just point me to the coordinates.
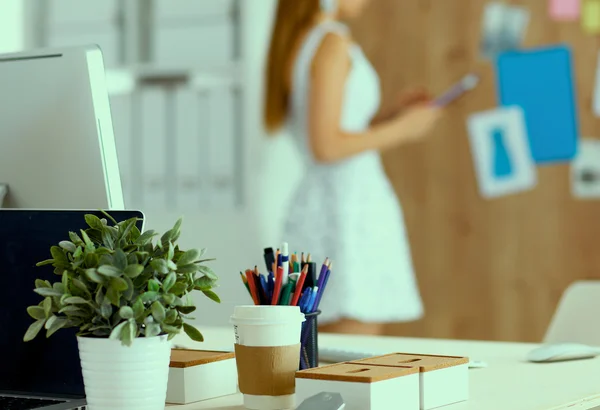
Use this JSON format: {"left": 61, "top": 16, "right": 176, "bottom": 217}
{"left": 549, "top": 0, "right": 580, "bottom": 20}
{"left": 467, "top": 106, "right": 537, "bottom": 199}
{"left": 582, "top": 0, "right": 600, "bottom": 33}
{"left": 496, "top": 46, "right": 579, "bottom": 164}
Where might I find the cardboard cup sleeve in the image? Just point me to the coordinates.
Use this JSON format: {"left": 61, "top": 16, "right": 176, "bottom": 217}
{"left": 234, "top": 343, "right": 301, "bottom": 396}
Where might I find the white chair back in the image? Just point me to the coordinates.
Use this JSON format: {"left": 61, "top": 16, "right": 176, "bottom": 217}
{"left": 544, "top": 280, "right": 600, "bottom": 345}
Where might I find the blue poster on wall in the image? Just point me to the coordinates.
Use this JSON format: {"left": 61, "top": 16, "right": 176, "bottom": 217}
{"left": 495, "top": 45, "right": 579, "bottom": 164}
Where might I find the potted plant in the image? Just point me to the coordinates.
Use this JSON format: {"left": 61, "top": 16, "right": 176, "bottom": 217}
{"left": 23, "top": 211, "right": 220, "bottom": 410}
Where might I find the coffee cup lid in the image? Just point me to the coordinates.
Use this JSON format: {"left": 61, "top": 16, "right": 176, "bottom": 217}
{"left": 230, "top": 305, "right": 306, "bottom": 325}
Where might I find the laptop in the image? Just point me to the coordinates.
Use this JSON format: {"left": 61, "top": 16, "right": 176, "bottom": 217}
{"left": 0, "top": 210, "right": 144, "bottom": 410}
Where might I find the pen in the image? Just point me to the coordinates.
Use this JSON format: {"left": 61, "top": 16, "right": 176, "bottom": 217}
{"left": 263, "top": 248, "right": 275, "bottom": 275}
{"left": 254, "top": 266, "right": 267, "bottom": 305}
{"left": 298, "top": 288, "right": 311, "bottom": 312}
{"left": 305, "top": 287, "right": 318, "bottom": 313}
{"left": 305, "top": 262, "right": 316, "bottom": 289}
{"left": 281, "top": 242, "right": 289, "bottom": 285}
{"left": 279, "top": 281, "right": 293, "bottom": 306}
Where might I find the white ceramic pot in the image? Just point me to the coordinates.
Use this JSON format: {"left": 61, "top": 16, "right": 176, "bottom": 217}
{"left": 77, "top": 335, "right": 172, "bottom": 410}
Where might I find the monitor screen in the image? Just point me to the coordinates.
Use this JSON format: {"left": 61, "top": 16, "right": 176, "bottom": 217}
{"left": 0, "top": 210, "right": 143, "bottom": 397}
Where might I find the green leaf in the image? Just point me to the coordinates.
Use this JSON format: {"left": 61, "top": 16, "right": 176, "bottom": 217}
{"left": 80, "top": 229, "right": 94, "bottom": 249}
{"left": 34, "top": 288, "right": 63, "bottom": 297}
{"left": 132, "top": 299, "right": 144, "bottom": 319}
{"left": 123, "top": 276, "right": 134, "bottom": 301}
{"left": 100, "top": 301, "right": 112, "bottom": 319}
{"left": 109, "top": 320, "right": 128, "bottom": 340}
{"left": 124, "top": 264, "right": 144, "bottom": 278}
{"left": 23, "top": 319, "right": 45, "bottom": 342}
{"left": 176, "top": 305, "right": 196, "bottom": 315}
{"left": 167, "top": 242, "right": 175, "bottom": 260}
{"left": 43, "top": 297, "right": 52, "bottom": 317}
{"left": 110, "top": 277, "right": 128, "bottom": 292}
{"left": 177, "top": 249, "right": 199, "bottom": 267}
{"left": 140, "top": 291, "right": 159, "bottom": 304}
{"left": 150, "top": 259, "right": 169, "bottom": 274}
{"left": 183, "top": 323, "right": 204, "bottom": 342}
{"left": 163, "top": 272, "right": 176, "bottom": 292}
{"left": 71, "top": 278, "right": 91, "bottom": 297}
{"left": 95, "top": 247, "right": 112, "bottom": 255}
{"left": 84, "top": 252, "right": 99, "bottom": 268}
{"left": 36, "top": 259, "right": 55, "bottom": 267}
{"left": 161, "top": 324, "right": 181, "bottom": 334}
{"left": 59, "top": 305, "right": 82, "bottom": 314}
{"left": 136, "top": 230, "right": 157, "bottom": 246}
{"left": 122, "top": 319, "right": 136, "bottom": 346}
{"left": 46, "top": 317, "right": 68, "bottom": 338}
{"left": 50, "top": 245, "right": 69, "bottom": 264}
{"left": 202, "top": 290, "right": 220, "bottom": 303}
{"left": 148, "top": 279, "right": 160, "bottom": 292}
{"left": 197, "top": 265, "right": 218, "bottom": 280}
{"left": 194, "top": 276, "right": 216, "bottom": 291}
{"left": 165, "top": 309, "right": 178, "bottom": 324}
{"left": 145, "top": 323, "right": 161, "bottom": 337}
{"left": 119, "top": 306, "right": 134, "bottom": 319}
{"left": 113, "top": 249, "right": 128, "bottom": 271}
{"left": 162, "top": 293, "right": 176, "bottom": 305}
{"left": 27, "top": 306, "right": 46, "bottom": 320}
{"left": 73, "top": 246, "right": 83, "bottom": 259}
{"left": 85, "top": 268, "right": 104, "bottom": 283}
{"left": 106, "top": 286, "right": 121, "bottom": 307}
{"left": 151, "top": 301, "right": 166, "bottom": 322}
{"left": 95, "top": 288, "right": 104, "bottom": 305}
{"left": 97, "top": 265, "right": 122, "bottom": 277}
{"left": 85, "top": 214, "right": 105, "bottom": 231}
{"left": 69, "top": 231, "right": 84, "bottom": 246}
{"left": 170, "top": 282, "right": 188, "bottom": 296}
{"left": 64, "top": 296, "right": 90, "bottom": 305}
{"left": 167, "top": 260, "right": 177, "bottom": 271}
{"left": 59, "top": 240, "right": 77, "bottom": 253}
{"left": 34, "top": 279, "right": 51, "bottom": 289}
{"left": 176, "top": 264, "right": 199, "bottom": 274}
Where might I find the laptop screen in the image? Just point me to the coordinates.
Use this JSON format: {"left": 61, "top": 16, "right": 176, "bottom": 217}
{"left": 0, "top": 210, "right": 144, "bottom": 397}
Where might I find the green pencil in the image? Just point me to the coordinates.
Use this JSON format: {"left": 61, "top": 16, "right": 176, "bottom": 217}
{"left": 279, "top": 282, "right": 294, "bottom": 305}
{"left": 239, "top": 272, "right": 251, "bottom": 296}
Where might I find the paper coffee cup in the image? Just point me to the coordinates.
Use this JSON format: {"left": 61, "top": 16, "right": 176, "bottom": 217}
{"left": 230, "top": 306, "right": 305, "bottom": 410}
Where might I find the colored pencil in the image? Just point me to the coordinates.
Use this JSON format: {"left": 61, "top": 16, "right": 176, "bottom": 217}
{"left": 271, "top": 265, "right": 284, "bottom": 305}
{"left": 290, "top": 265, "right": 308, "bottom": 306}
{"left": 245, "top": 269, "right": 260, "bottom": 305}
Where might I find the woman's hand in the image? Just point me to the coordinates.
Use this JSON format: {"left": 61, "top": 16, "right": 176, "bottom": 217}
{"left": 393, "top": 104, "right": 443, "bottom": 142}
{"left": 372, "top": 86, "right": 434, "bottom": 125}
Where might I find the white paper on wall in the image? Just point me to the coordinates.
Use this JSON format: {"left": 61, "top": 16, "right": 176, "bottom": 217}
{"left": 467, "top": 106, "right": 537, "bottom": 198}
{"left": 571, "top": 138, "right": 600, "bottom": 199}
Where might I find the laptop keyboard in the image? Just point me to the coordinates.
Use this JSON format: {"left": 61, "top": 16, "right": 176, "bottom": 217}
{"left": 0, "top": 396, "right": 64, "bottom": 409}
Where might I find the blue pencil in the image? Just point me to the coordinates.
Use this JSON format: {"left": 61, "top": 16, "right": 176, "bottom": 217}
{"left": 312, "top": 268, "right": 331, "bottom": 311}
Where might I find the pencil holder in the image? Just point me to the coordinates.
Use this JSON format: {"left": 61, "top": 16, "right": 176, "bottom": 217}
{"left": 300, "top": 310, "right": 321, "bottom": 370}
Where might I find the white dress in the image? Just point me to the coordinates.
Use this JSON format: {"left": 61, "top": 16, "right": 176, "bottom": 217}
{"left": 283, "top": 20, "right": 425, "bottom": 325}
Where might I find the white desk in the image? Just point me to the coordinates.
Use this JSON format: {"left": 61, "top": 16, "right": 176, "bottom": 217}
{"left": 168, "top": 326, "right": 600, "bottom": 410}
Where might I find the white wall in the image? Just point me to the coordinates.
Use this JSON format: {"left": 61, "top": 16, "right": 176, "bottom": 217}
{"left": 0, "top": 0, "right": 24, "bottom": 53}
{"left": 0, "top": 0, "right": 305, "bottom": 331}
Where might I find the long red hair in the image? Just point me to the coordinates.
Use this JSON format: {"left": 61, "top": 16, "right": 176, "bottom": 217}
{"left": 264, "top": 0, "right": 320, "bottom": 133}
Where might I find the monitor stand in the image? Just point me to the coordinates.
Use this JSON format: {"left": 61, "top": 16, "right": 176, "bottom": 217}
{"left": 0, "top": 184, "right": 8, "bottom": 207}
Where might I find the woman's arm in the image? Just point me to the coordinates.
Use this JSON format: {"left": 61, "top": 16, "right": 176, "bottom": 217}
{"left": 307, "top": 33, "right": 441, "bottom": 163}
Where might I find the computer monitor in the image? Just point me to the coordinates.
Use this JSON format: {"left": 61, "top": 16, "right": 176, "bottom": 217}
{"left": 0, "top": 45, "right": 124, "bottom": 209}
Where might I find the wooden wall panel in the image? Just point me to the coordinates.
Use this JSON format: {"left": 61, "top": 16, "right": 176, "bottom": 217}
{"left": 350, "top": 0, "right": 600, "bottom": 342}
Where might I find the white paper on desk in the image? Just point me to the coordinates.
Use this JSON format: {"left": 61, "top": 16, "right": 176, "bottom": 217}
{"left": 467, "top": 106, "right": 537, "bottom": 198}
{"left": 571, "top": 138, "right": 600, "bottom": 199}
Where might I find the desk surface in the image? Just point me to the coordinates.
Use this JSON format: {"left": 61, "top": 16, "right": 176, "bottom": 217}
{"left": 168, "top": 326, "right": 600, "bottom": 410}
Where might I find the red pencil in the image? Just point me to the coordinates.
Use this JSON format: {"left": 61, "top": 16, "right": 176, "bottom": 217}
{"left": 290, "top": 264, "right": 308, "bottom": 306}
{"left": 271, "top": 266, "right": 284, "bottom": 305}
{"left": 245, "top": 269, "right": 260, "bottom": 305}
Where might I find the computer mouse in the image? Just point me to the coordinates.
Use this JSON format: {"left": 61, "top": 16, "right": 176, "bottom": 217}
{"left": 526, "top": 343, "right": 600, "bottom": 363}
{"left": 297, "top": 392, "right": 345, "bottom": 410}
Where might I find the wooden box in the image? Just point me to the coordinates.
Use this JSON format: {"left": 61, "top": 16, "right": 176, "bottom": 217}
{"left": 295, "top": 362, "right": 420, "bottom": 410}
{"left": 166, "top": 349, "right": 238, "bottom": 404}
{"left": 351, "top": 353, "right": 469, "bottom": 409}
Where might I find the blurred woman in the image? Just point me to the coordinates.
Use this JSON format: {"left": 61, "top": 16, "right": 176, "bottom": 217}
{"left": 263, "top": 0, "right": 444, "bottom": 335}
